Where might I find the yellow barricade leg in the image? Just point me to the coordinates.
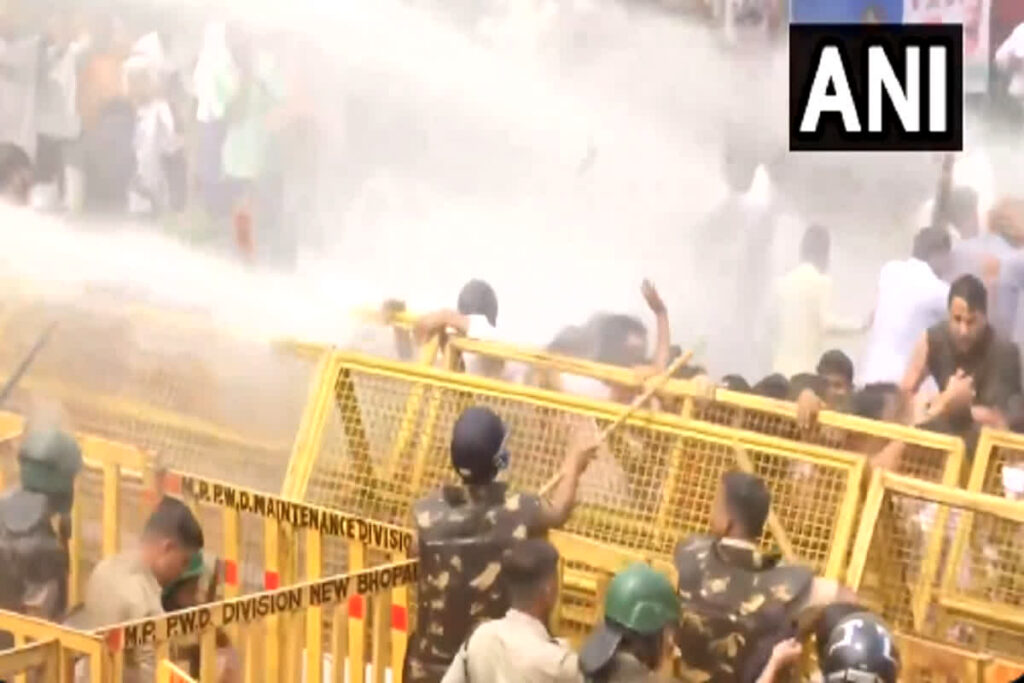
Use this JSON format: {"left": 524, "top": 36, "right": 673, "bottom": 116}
{"left": 306, "top": 528, "right": 324, "bottom": 683}
{"left": 348, "top": 541, "right": 367, "bottom": 683}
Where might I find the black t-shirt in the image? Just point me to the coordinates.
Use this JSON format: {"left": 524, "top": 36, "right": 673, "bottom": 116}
{"left": 925, "top": 322, "right": 1022, "bottom": 411}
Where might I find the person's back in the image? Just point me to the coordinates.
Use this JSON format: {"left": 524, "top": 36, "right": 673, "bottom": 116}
{"left": 862, "top": 228, "right": 951, "bottom": 384}
{"left": 772, "top": 261, "right": 829, "bottom": 377}
{"left": 442, "top": 539, "right": 581, "bottom": 683}
{"left": 406, "top": 407, "right": 596, "bottom": 683}
{"left": 77, "top": 550, "right": 164, "bottom": 627}
{"left": 0, "top": 429, "right": 82, "bottom": 629}
{"left": 673, "top": 473, "right": 814, "bottom": 683}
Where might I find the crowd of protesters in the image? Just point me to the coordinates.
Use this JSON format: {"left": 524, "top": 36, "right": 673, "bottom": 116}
{"left": 412, "top": 150, "right": 1024, "bottom": 481}
{"left": 0, "top": 1, "right": 313, "bottom": 268}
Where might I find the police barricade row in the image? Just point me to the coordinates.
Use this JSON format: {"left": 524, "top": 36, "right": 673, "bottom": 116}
{"left": 157, "top": 469, "right": 415, "bottom": 683}
{"left": 847, "top": 470, "right": 1024, "bottom": 671}
{"left": 0, "top": 412, "right": 338, "bottom": 615}
{"left": 97, "top": 561, "right": 418, "bottom": 683}
{"left": 336, "top": 308, "right": 963, "bottom": 487}
{"left": 0, "top": 295, "right": 320, "bottom": 494}
{"left": 299, "top": 351, "right": 865, "bottom": 580}
{"left": 0, "top": 560, "right": 417, "bottom": 683}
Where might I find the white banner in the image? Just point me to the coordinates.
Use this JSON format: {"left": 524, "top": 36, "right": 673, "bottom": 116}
{"left": 904, "top": 0, "right": 993, "bottom": 94}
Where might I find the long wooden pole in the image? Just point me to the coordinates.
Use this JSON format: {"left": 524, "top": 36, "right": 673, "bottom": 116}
{"left": 539, "top": 350, "right": 694, "bottom": 497}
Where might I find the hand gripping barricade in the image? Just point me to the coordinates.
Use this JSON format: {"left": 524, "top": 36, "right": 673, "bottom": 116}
{"left": 346, "top": 307, "right": 964, "bottom": 486}
{"left": 285, "top": 350, "right": 866, "bottom": 578}
{"left": 846, "top": 470, "right": 1024, "bottom": 679}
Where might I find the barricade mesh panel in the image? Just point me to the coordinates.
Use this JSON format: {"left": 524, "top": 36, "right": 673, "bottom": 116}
{"left": 0, "top": 298, "right": 316, "bottom": 492}
{"left": 303, "top": 360, "right": 859, "bottom": 574}
{"left": 691, "top": 402, "right": 953, "bottom": 484}
{"left": 854, "top": 487, "right": 1024, "bottom": 661}
{"left": 978, "top": 440, "right": 1024, "bottom": 498}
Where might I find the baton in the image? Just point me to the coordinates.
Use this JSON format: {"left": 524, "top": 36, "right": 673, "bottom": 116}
{"left": 539, "top": 349, "right": 694, "bottom": 497}
{"left": 0, "top": 321, "right": 58, "bottom": 406}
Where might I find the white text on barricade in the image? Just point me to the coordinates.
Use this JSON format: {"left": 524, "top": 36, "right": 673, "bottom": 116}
{"left": 176, "top": 474, "right": 412, "bottom": 553}
{"left": 115, "top": 561, "right": 418, "bottom": 648}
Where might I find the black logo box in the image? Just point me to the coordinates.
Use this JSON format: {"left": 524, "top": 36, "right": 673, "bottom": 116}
{"left": 789, "top": 23, "right": 963, "bottom": 152}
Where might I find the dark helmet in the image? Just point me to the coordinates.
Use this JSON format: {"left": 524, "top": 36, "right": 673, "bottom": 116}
{"left": 820, "top": 611, "right": 900, "bottom": 683}
{"left": 457, "top": 279, "right": 498, "bottom": 327}
{"left": 450, "top": 406, "right": 509, "bottom": 484}
{"left": 18, "top": 429, "right": 83, "bottom": 500}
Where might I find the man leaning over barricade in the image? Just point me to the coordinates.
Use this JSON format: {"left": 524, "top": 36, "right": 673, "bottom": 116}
{"left": 66, "top": 496, "right": 204, "bottom": 683}
{"left": 404, "top": 405, "right": 599, "bottom": 683}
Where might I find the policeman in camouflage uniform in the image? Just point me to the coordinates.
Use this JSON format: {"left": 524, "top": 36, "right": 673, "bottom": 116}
{"left": 404, "top": 405, "right": 596, "bottom": 683}
{"left": 673, "top": 471, "right": 852, "bottom": 683}
{"left": 0, "top": 429, "right": 82, "bottom": 627}
{"left": 579, "top": 563, "right": 681, "bottom": 683}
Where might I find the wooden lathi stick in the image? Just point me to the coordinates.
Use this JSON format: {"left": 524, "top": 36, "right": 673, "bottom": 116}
{"left": 539, "top": 350, "right": 694, "bottom": 497}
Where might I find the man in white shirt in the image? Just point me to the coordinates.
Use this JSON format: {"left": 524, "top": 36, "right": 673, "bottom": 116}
{"left": 441, "top": 538, "right": 581, "bottom": 683}
{"left": 861, "top": 226, "right": 952, "bottom": 385}
{"left": 770, "top": 225, "right": 867, "bottom": 378}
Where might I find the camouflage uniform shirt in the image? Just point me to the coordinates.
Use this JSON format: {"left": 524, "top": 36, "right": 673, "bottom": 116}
{"left": 404, "top": 482, "right": 545, "bottom": 683}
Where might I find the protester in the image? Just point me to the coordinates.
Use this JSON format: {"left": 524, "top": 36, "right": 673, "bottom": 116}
{"left": 769, "top": 225, "right": 867, "bottom": 378}
{"left": 0, "top": 141, "right": 33, "bottom": 204}
{"left": 861, "top": 226, "right": 952, "bottom": 386}
{"left": 404, "top": 406, "right": 598, "bottom": 683}
{"left": 0, "top": 26, "right": 41, "bottom": 164}
{"left": 950, "top": 198, "right": 1024, "bottom": 344}
{"left": 816, "top": 349, "right": 854, "bottom": 409}
{"left": 902, "top": 274, "right": 1022, "bottom": 438}
{"left": 124, "top": 54, "right": 179, "bottom": 216}
{"left": 441, "top": 539, "right": 580, "bottom": 683}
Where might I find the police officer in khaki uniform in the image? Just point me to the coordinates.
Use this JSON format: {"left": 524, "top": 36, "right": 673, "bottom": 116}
{"left": 673, "top": 471, "right": 853, "bottom": 683}
{"left": 69, "top": 496, "right": 204, "bottom": 683}
{"left": 0, "top": 429, "right": 82, "bottom": 626}
{"left": 404, "top": 405, "right": 596, "bottom": 683}
{"left": 579, "top": 563, "right": 681, "bottom": 683}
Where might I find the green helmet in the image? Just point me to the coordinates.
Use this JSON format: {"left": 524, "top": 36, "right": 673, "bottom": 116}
{"left": 18, "top": 429, "right": 83, "bottom": 496}
{"left": 580, "top": 564, "right": 680, "bottom": 676}
{"left": 604, "top": 563, "right": 680, "bottom": 633}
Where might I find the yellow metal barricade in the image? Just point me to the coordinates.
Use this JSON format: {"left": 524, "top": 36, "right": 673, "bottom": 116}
{"left": 93, "top": 560, "right": 418, "bottom": 683}
{"left": 158, "top": 658, "right": 198, "bottom": 683}
{"left": 0, "top": 415, "right": 158, "bottom": 607}
{"left": 0, "top": 639, "right": 61, "bottom": 683}
{"left": 293, "top": 351, "right": 864, "bottom": 580}
{"left": 295, "top": 311, "right": 963, "bottom": 487}
{"left": 156, "top": 469, "right": 415, "bottom": 683}
{"left": 847, "top": 471, "right": 1024, "bottom": 662}
{"left": 968, "top": 427, "right": 1024, "bottom": 498}
{"left": 0, "top": 612, "right": 105, "bottom": 683}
